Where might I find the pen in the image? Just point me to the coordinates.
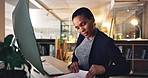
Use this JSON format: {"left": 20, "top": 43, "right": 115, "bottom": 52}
{"left": 42, "top": 59, "right": 46, "bottom": 62}
{"left": 33, "top": 69, "right": 40, "bottom": 74}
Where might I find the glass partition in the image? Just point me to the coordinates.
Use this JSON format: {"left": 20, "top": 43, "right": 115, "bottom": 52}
{"left": 61, "top": 20, "right": 77, "bottom": 43}
{"left": 113, "top": 4, "right": 144, "bottom": 39}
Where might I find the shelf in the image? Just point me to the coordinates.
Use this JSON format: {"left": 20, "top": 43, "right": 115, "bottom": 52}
{"left": 128, "top": 59, "right": 148, "bottom": 61}
{"left": 115, "top": 40, "right": 148, "bottom": 74}
{"left": 36, "top": 39, "right": 55, "bottom": 56}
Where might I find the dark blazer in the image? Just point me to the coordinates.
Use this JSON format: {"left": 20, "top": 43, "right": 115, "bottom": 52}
{"left": 71, "top": 29, "right": 131, "bottom": 78}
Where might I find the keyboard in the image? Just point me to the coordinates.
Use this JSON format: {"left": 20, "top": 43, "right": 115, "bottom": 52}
{"left": 42, "top": 62, "right": 64, "bottom": 75}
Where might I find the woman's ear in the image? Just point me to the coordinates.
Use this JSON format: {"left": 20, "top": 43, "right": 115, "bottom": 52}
{"left": 91, "top": 16, "right": 95, "bottom": 23}
{"left": 93, "top": 23, "right": 96, "bottom": 26}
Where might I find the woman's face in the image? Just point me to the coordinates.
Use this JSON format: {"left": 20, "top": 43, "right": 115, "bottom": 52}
{"left": 73, "top": 15, "right": 95, "bottom": 39}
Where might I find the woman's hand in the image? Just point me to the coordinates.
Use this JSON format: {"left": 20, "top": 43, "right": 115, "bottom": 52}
{"left": 69, "top": 62, "right": 79, "bottom": 73}
{"left": 85, "top": 65, "right": 106, "bottom": 78}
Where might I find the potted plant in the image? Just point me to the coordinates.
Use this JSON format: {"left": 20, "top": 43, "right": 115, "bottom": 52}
{"left": 0, "top": 34, "right": 31, "bottom": 78}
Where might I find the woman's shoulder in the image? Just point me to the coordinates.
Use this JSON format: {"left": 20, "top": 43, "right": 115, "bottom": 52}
{"left": 95, "top": 29, "right": 114, "bottom": 44}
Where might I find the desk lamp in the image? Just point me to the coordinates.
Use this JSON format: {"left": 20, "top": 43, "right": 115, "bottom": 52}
{"left": 131, "top": 19, "right": 141, "bottom": 39}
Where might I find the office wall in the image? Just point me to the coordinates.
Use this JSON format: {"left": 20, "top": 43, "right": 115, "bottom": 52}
{"left": 144, "top": 2, "right": 148, "bottom": 38}
{"left": 5, "top": 1, "right": 61, "bottom": 39}
{"left": 0, "top": 0, "right": 5, "bottom": 41}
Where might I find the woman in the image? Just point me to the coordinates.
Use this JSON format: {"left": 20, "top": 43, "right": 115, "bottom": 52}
{"left": 69, "top": 7, "right": 130, "bottom": 78}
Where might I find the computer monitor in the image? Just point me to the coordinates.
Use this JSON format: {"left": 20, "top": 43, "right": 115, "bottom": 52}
{"left": 12, "top": 0, "right": 45, "bottom": 75}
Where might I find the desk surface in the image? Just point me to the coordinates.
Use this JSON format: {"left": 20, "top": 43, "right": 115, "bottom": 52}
{"left": 31, "top": 56, "right": 71, "bottom": 78}
{"left": 31, "top": 56, "right": 148, "bottom": 78}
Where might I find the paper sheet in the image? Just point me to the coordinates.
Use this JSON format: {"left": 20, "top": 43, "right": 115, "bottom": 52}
{"left": 56, "top": 70, "right": 88, "bottom": 78}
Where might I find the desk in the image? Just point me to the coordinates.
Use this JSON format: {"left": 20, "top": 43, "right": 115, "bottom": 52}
{"left": 31, "top": 56, "right": 148, "bottom": 78}
{"left": 30, "top": 56, "right": 71, "bottom": 78}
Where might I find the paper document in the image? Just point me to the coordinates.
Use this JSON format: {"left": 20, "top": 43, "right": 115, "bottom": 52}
{"left": 56, "top": 70, "right": 88, "bottom": 78}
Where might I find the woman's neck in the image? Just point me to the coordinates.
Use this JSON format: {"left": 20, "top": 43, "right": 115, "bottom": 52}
{"left": 87, "top": 28, "right": 97, "bottom": 40}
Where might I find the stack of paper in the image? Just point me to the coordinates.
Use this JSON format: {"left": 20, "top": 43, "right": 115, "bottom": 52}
{"left": 56, "top": 70, "right": 88, "bottom": 78}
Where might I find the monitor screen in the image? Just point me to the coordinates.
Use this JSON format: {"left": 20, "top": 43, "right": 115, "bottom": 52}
{"left": 12, "top": 0, "right": 45, "bottom": 75}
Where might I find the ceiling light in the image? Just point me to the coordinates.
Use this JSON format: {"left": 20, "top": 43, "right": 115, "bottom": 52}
{"left": 127, "top": 9, "right": 129, "bottom": 11}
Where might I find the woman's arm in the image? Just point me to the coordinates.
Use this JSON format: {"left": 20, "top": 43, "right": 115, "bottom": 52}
{"left": 104, "top": 41, "right": 131, "bottom": 76}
